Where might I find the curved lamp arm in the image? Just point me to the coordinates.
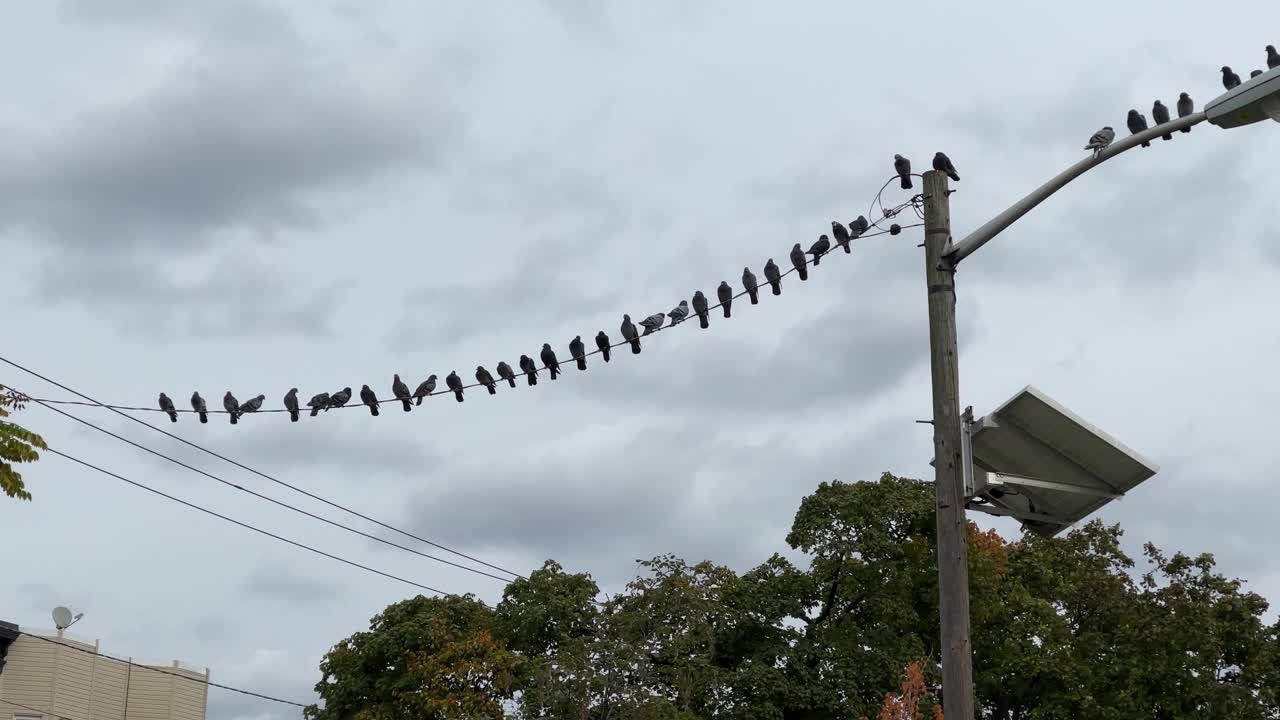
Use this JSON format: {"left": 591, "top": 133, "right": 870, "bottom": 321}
{"left": 945, "top": 112, "right": 1208, "bottom": 265}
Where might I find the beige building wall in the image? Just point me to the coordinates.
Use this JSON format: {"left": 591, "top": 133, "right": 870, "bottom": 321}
{"left": 0, "top": 630, "right": 208, "bottom": 720}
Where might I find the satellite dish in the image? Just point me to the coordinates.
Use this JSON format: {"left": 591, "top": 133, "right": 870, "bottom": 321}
{"left": 52, "top": 606, "right": 73, "bottom": 629}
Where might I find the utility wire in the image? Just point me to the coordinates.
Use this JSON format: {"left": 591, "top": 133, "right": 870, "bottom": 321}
{"left": 0, "top": 361, "right": 524, "bottom": 581}
{"left": 8, "top": 387, "right": 512, "bottom": 584}
{"left": 42, "top": 444, "right": 457, "bottom": 598}
{"left": 15, "top": 204, "right": 921, "bottom": 415}
{"left": 12, "top": 631, "right": 308, "bottom": 709}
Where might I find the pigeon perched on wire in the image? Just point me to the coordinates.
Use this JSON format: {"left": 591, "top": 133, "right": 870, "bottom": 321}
{"left": 191, "top": 391, "right": 208, "bottom": 424}
{"left": 1152, "top": 100, "right": 1172, "bottom": 140}
{"left": 445, "top": 372, "right": 464, "bottom": 402}
{"left": 475, "top": 366, "right": 497, "bottom": 394}
{"left": 1126, "top": 109, "right": 1151, "bottom": 148}
{"left": 223, "top": 391, "right": 240, "bottom": 425}
{"left": 932, "top": 152, "right": 960, "bottom": 182}
{"left": 764, "top": 259, "right": 782, "bottom": 295}
{"left": 807, "top": 235, "right": 831, "bottom": 266}
{"left": 360, "top": 385, "right": 380, "bottom": 416}
{"left": 717, "top": 281, "right": 733, "bottom": 318}
{"left": 1084, "top": 126, "right": 1115, "bottom": 156}
{"left": 284, "top": 388, "right": 300, "bottom": 422}
{"left": 1251, "top": 69, "right": 1264, "bottom": 78}
{"left": 1177, "top": 93, "right": 1194, "bottom": 133}
{"left": 497, "top": 361, "right": 517, "bottom": 388}
{"left": 742, "top": 268, "right": 759, "bottom": 303}
{"left": 621, "top": 315, "right": 641, "bottom": 354}
{"left": 541, "top": 343, "right": 561, "bottom": 380}
{"left": 329, "top": 387, "right": 352, "bottom": 410}
{"left": 569, "top": 336, "right": 587, "bottom": 370}
{"left": 520, "top": 354, "right": 540, "bottom": 384}
{"left": 668, "top": 300, "right": 690, "bottom": 325}
{"left": 832, "top": 222, "right": 852, "bottom": 254}
{"left": 640, "top": 312, "right": 665, "bottom": 335}
{"left": 894, "top": 154, "right": 912, "bottom": 189}
{"left": 241, "top": 394, "right": 265, "bottom": 415}
{"left": 849, "top": 216, "right": 869, "bottom": 239}
{"left": 691, "top": 291, "right": 710, "bottom": 328}
{"left": 1269, "top": 45, "right": 1279, "bottom": 70}
{"left": 391, "top": 375, "right": 412, "bottom": 412}
{"left": 1222, "top": 66, "right": 1241, "bottom": 90}
{"left": 790, "top": 243, "right": 808, "bottom": 281}
{"left": 158, "top": 393, "right": 177, "bottom": 423}
{"left": 413, "top": 375, "right": 437, "bottom": 405}
{"left": 595, "top": 331, "right": 612, "bottom": 362}
{"left": 307, "top": 392, "right": 330, "bottom": 417}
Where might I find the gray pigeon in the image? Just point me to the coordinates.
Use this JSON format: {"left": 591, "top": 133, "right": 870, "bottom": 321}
{"left": 413, "top": 375, "right": 437, "bottom": 405}
{"left": 743, "top": 267, "right": 760, "bottom": 303}
{"left": 764, "top": 259, "right": 782, "bottom": 295}
{"left": 1126, "top": 109, "right": 1151, "bottom": 148}
{"left": 497, "top": 361, "right": 517, "bottom": 388}
{"left": 621, "top": 315, "right": 641, "bottom": 354}
{"left": 520, "top": 354, "right": 540, "bottom": 384}
{"left": 789, "top": 243, "right": 808, "bottom": 281}
{"left": 191, "top": 391, "right": 208, "bottom": 424}
{"left": 307, "top": 392, "right": 330, "bottom": 417}
{"left": 1269, "top": 45, "right": 1279, "bottom": 70}
{"left": 223, "top": 391, "right": 240, "bottom": 425}
{"left": 1152, "top": 100, "right": 1172, "bottom": 140}
{"left": 1177, "top": 92, "right": 1194, "bottom": 133}
{"left": 668, "top": 300, "right": 690, "bottom": 325}
{"left": 640, "top": 312, "right": 665, "bottom": 335}
{"left": 1222, "top": 66, "right": 1241, "bottom": 90}
{"left": 569, "top": 336, "right": 587, "bottom": 371}
{"left": 241, "top": 394, "right": 265, "bottom": 414}
{"left": 360, "top": 385, "right": 379, "bottom": 416}
{"left": 475, "top": 366, "right": 497, "bottom": 394}
{"left": 807, "top": 235, "right": 831, "bottom": 266}
{"left": 328, "top": 387, "right": 352, "bottom": 410}
{"left": 893, "top": 154, "right": 912, "bottom": 189}
{"left": 1251, "top": 69, "right": 1264, "bottom": 78}
{"left": 158, "top": 392, "right": 177, "bottom": 423}
{"left": 692, "top": 291, "right": 710, "bottom": 328}
{"left": 541, "top": 343, "right": 561, "bottom": 380}
{"left": 392, "top": 374, "right": 412, "bottom": 412}
{"left": 932, "top": 152, "right": 960, "bottom": 182}
{"left": 1084, "top": 126, "right": 1115, "bottom": 156}
{"left": 717, "top": 281, "right": 733, "bottom": 318}
{"left": 445, "top": 372, "right": 464, "bottom": 402}
{"left": 849, "top": 216, "right": 869, "bottom": 238}
{"left": 284, "top": 388, "right": 300, "bottom": 422}
{"left": 832, "top": 221, "right": 852, "bottom": 254}
{"left": 595, "top": 331, "right": 611, "bottom": 362}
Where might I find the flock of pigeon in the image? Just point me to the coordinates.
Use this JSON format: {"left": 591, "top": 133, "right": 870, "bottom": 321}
{"left": 152, "top": 156, "right": 964, "bottom": 426}
{"left": 1085, "top": 45, "right": 1279, "bottom": 156}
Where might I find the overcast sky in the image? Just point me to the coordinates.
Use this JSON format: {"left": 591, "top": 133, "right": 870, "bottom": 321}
{"left": 2, "top": 2, "right": 1279, "bottom": 718}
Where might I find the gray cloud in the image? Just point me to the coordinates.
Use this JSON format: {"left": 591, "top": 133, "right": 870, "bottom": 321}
{"left": 241, "top": 563, "right": 344, "bottom": 607}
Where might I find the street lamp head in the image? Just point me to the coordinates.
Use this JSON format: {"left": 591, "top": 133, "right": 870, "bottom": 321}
{"left": 1206, "top": 66, "right": 1280, "bottom": 128}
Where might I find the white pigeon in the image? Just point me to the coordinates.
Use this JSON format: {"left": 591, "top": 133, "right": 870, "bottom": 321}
{"left": 1084, "top": 126, "right": 1115, "bottom": 156}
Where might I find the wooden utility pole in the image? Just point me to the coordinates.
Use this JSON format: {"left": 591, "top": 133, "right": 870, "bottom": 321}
{"left": 921, "top": 169, "right": 974, "bottom": 718}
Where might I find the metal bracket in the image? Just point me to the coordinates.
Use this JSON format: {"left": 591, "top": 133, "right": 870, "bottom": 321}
{"left": 985, "top": 471, "right": 1124, "bottom": 500}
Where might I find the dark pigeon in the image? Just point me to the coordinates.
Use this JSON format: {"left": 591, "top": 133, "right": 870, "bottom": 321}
{"left": 328, "top": 387, "right": 352, "bottom": 410}
{"left": 284, "top": 388, "right": 300, "bottom": 422}
{"left": 1251, "top": 69, "right": 1264, "bottom": 78}
{"left": 1269, "top": 45, "right": 1279, "bottom": 70}
{"left": 1126, "top": 109, "right": 1151, "bottom": 148}
{"left": 1152, "top": 100, "right": 1172, "bottom": 140}
{"left": 497, "top": 361, "right": 517, "bottom": 388}
{"left": 894, "top": 154, "right": 912, "bottom": 189}
{"left": 789, "top": 243, "right": 808, "bottom": 281}
{"left": 742, "top": 267, "right": 760, "bottom": 303}
{"left": 520, "top": 354, "right": 540, "bottom": 385}
{"left": 476, "top": 366, "right": 497, "bottom": 394}
{"left": 932, "top": 152, "right": 960, "bottom": 182}
{"left": 1222, "top": 66, "right": 1241, "bottom": 90}
{"left": 158, "top": 393, "right": 178, "bottom": 423}
{"left": 764, "top": 259, "right": 782, "bottom": 295}
{"left": 223, "top": 391, "right": 240, "bottom": 425}
{"left": 360, "top": 385, "right": 380, "bottom": 416}
{"left": 569, "top": 335, "right": 587, "bottom": 371}
{"left": 1177, "top": 92, "right": 1194, "bottom": 133}
{"left": 240, "top": 394, "right": 265, "bottom": 414}
{"left": 191, "top": 391, "right": 208, "bottom": 424}
{"left": 717, "top": 281, "right": 733, "bottom": 318}
{"left": 541, "top": 343, "right": 561, "bottom": 380}
{"left": 621, "top": 314, "right": 641, "bottom": 354}
{"left": 832, "top": 221, "right": 852, "bottom": 254}
{"left": 445, "top": 372, "right": 464, "bottom": 402}
{"left": 595, "top": 331, "right": 612, "bottom": 362}
{"left": 392, "top": 374, "right": 412, "bottom": 412}
{"left": 413, "top": 375, "right": 437, "bottom": 405}
{"left": 307, "top": 392, "right": 330, "bottom": 417}
{"left": 807, "top": 235, "right": 831, "bottom": 266}
{"left": 849, "top": 216, "right": 869, "bottom": 238}
{"left": 692, "top": 291, "right": 710, "bottom": 328}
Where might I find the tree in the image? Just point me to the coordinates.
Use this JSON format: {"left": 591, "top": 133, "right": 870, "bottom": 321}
{"left": 866, "top": 661, "right": 942, "bottom": 720}
{"left": 0, "top": 386, "right": 47, "bottom": 501}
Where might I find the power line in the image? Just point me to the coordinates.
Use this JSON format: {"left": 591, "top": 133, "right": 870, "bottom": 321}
{"left": 42, "top": 443, "right": 459, "bottom": 599}
{"left": 12, "top": 631, "right": 308, "bottom": 709}
{"left": 13, "top": 211, "right": 921, "bottom": 416}
{"left": 6, "top": 388, "right": 514, "bottom": 585}
{"left": 0, "top": 362, "right": 524, "bottom": 581}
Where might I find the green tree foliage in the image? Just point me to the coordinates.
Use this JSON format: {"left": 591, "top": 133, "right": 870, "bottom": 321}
{"left": 309, "top": 474, "right": 1280, "bottom": 719}
{"left": 0, "top": 386, "right": 47, "bottom": 500}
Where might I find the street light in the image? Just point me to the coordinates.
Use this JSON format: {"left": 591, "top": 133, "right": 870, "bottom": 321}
{"left": 919, "top": 64, "right": 1280, "bottom": 719}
